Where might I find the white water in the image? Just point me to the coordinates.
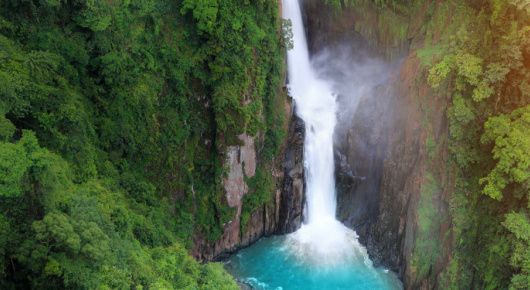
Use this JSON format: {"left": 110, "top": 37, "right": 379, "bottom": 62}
{"left": 283, "top": 0, "right": 369, "bottom": 264}
{"left": 285, "top": 0, "right": 337, "bottom": 225}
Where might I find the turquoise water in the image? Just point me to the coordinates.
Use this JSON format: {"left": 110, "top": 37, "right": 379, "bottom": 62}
{"left": 226, "top": 235, "right": 402, "bottom": 290}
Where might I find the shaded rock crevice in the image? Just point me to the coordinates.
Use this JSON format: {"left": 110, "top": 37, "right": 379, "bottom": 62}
{"left": 277, "top": 114, "right": 305, "bottom": 234}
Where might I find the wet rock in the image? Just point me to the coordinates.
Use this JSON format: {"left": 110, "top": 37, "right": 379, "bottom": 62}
{"left": 277, "top": 115, "right": 305, "bottom": 234}
{"left": 194, "top": 102, "right": 306, "bottom": 261}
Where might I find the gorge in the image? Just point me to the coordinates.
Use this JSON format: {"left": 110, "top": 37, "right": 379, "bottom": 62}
{"left": 1, "top": 0, "right": 529, "bottom": 289}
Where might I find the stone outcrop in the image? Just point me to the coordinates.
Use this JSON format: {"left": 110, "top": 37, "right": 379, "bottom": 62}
{"left": 193, "top": 98, "right": 305, "bottom": 261}
{"left": 195, "top": 134, "right": 258, "bottom": 261}
{"left": 277, "top": 115, "right": 305, "bottom": 234}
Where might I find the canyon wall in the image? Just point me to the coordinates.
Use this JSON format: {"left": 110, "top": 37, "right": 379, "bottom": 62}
{"left": 303, "top": 1, "right": 454, "bottom": 289}
{"left": 193, "top": 98, "right": 305, "bottom": 261}
{"left": 276, "top": 115, "right": 306, "bottom": 234}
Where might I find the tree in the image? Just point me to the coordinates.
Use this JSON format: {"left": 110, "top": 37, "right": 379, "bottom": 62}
{"left": 0, "top": 140, "right": 30, "bottom": 197}
{"left": 480, "top": 105, "right": 530, "bottom": 201}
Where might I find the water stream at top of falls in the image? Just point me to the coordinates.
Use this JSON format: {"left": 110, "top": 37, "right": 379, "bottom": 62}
{"left": 226, "top": 1, "right": 403, "bottom": 288}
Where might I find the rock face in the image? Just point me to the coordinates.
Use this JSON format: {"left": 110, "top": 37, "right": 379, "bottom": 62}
{"left": 302, "top": 1, "right": 454, "bottom": 289}
{"left": 277, "top": 115, "right": 305, "bottom": 234}
{"left": 334, "top": 85, "right": 396, "bottom": 247}
{"left": 302, "top": 0, "right": 410, "bottom": 60}
{"left": 374, "top": 53, "right": 453, "bottom": 289}
{"left": 193, "top": 99, "right": 305, "bottom": 261}
{"left": 194, "top": 134, "right": 258, "bottom": 261}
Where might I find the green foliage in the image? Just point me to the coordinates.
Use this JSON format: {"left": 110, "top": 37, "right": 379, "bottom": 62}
{"left": 0, "top": 139, "right": 31, "bottom": 197}
{"left": 425, "top": 135, "right": 436, "bottom": 160}
{"left": 446, "top": 94, "right": 479, "bottom": 168}
{"left": 324, "top": 0, "right": 411, "bottom": 10}
{"left": 241, "top": 167, "right": 276, "bottom": 231}
{"left": 0, "top": 129, "right": 240, "bottom": 289}
{"left": 0, "top": 215, "right": 9, "bottom": 278}
{"left": 417, "top": 45, "right": 444, "bottom": 67}
{"left": 0, "top": 115, "right": 15, "bottom": 141}
{"left": 423, "top": 0, "right": 530, "bottom": 288}
{"left": 0, "top": 0, "right": 284, "bottom": 288}
{"left": 324, "top": 0, "right": 344, "bottom": 8}
{"left": 504, "top": 212, "right": 530, "bottom": 242}
{"left": 182, "top": 0, "right": 219, "bottom": 34}
{"left": 412, "top": 172, "right": 442, "bottom": 279}
{"left": 428, "top": 52, "right": 484, "bottom": 90}
{"left": 480, "top": 106, "right": 530, "bottom": 201}
{"left": 503, "top": 212, "right": 530, "bottom": 289}
{"left": 428, "top": 56, "right": 453, "bottom": 88}
{"left": 200, "top": 263, "right": 239, "bottom": 290}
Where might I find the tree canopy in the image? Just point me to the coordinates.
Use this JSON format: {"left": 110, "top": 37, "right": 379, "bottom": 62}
{"left": 0, "top": 0, "right": 285, "bottom": 288}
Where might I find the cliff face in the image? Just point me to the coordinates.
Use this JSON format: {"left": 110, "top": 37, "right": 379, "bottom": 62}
{"left": 192, "top": 98, "right": 305, "bottom": 261}
{"left": 334, "top": 84, "right": 396, "bottom": 252}
{"left": 303, "top": 1, "right": 453, "bottom": 289}
{"left": 277, "top": 115, "right": 305, "bottom": 234}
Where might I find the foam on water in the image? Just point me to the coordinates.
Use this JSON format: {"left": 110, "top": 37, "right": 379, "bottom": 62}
{"left": 227, "top": 236, "right": 402, "bottom": 290}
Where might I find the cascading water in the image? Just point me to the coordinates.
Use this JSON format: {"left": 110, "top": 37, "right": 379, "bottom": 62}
{"left": 226, "top": 1, "right": 402, "bottom": 288}
{"left": 286, "top": 0, "right": 337, "bottom": 224}
{"left": 282, "top": 0, "right": 364, "bottom": 262}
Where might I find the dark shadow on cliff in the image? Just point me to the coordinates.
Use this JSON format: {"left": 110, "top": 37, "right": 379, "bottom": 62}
{"left": 310, "top": 37, "right": 407, "bottom": 272}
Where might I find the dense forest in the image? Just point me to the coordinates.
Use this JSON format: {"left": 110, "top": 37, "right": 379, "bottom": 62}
{"left": 0, "top": 0, "right": 285, "bottom": 289}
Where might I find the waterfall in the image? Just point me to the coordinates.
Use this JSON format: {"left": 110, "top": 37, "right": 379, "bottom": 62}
{"left": 282, "top": 0, "right": 366, "bottom": 263}
{"left": 284, "top": 0, "right": 338, "bottom": 225}
{"left": 226, "top": 3, "right": 403, "bottom": 288}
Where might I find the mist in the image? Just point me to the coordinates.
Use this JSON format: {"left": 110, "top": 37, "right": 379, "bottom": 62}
{"left": 309, "top": 39, "right": 403, "bottom": 231}
{"left": 311, "top": 41, "right": 399, "bottom": 129}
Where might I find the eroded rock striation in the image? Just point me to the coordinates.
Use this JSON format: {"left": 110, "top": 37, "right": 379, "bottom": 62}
{"left": 277, "top": 115, "right": 305, "bottom": 234}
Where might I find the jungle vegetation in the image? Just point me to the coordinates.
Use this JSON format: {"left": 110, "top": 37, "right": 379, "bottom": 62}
{"left": 0, "top": 0, "right": 285, "bottom": 289}
{"left": 425, "top": 1, "right": 530, "bottom": 289}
